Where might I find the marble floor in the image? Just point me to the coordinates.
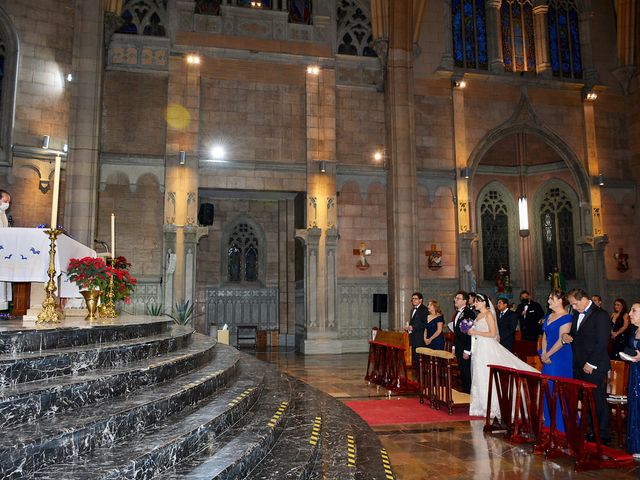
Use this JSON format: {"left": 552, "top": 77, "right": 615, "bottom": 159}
{"left": 254, "top": 351, "right": 640, "bottom": 480}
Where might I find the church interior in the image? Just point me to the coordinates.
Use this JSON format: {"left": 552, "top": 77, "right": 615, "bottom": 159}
{"left": 0, "top": 0, "right": 639, "bottom": 478}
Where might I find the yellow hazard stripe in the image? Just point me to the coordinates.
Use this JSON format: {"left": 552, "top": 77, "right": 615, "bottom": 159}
{"left": 380, "top": 448, "right": 394, "bottom": 479}
{"left": 228, "top": 387, "right": 257, "bottom": 406}
{"left": 267, "top": 401, "right": 289, "bottom": 427}
{"left": 347, "top": 434, "right": 356, "bottom": 467}
{"left": 309, "top": 416, "right": 322, "bottom": 445}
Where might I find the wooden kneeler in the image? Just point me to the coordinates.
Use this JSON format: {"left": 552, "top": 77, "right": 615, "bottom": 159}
{"left": 417, "top": 348, "right": 470, "bottom": 414}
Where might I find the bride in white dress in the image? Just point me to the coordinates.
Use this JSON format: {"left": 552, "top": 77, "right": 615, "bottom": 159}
{"left": 468, "top": 293, "right": 538, "bottom": 419}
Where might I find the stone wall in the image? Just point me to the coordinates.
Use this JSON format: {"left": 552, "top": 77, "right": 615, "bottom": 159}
{"left": 0, "top": 174, "right": 64, "bottom": 228}
{"left": 3, "top": 0, "right": 74, "bottom": 149}
{"left": 101, "top": 71, "right": 168, "bottom": 156}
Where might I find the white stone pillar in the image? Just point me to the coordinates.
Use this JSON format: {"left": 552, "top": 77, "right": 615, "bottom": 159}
{"left": 533, "top": 2, "right": 551, "bottom": 77}
{"left": 486, "top": 0, "right": 505, "bottom": 73}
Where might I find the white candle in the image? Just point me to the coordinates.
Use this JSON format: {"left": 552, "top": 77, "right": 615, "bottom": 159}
{"left": 50, "top": 155, "right": 61, "bottom": 229}
{"left": 111, "top": 213, "right": 116, "bottom": 259}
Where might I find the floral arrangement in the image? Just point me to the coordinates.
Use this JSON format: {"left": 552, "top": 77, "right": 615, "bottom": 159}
{"left": 67, "top": 257, "right": 111, "bottom": 292}
{"left": 67, "top": 256, "right": 137, "bottom": 304}
{"left": 459, "top": 318, "right": 475, "bottom": 334}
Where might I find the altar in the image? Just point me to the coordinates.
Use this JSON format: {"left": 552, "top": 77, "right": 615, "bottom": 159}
{"left": 0, "top": 228, "right": 96, "bottom": 299}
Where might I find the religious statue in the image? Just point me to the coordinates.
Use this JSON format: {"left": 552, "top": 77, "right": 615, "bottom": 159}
{"left": 548, "top": 266, "right": 566, "bottom": 291}
{"left": 353, "top": 242, "right": 371, "bottom": 271}
{"left": 494, "top": 265, "right": 512, "bottom": 300}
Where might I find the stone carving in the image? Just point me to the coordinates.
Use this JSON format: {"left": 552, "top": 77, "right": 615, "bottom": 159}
{"left": 309, "top": 196, "right": 317, "bottom": 227}
{"left": 337, "top": 0, "right": 377, "bottom": 57}
{"left": 166, "top": 192, "right": 176, "bottom": 224}
{"left": 117, "top": 0, "right": 168, "bottom": 37}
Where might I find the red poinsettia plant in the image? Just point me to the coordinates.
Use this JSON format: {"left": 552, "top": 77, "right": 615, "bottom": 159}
{"left": 67, "top": 256, "right": 137, "bottom": 304}
{"left": 67, "top": 257, "right": 112, "bottom": 292}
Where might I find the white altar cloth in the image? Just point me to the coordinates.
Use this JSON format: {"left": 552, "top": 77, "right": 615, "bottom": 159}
{"left": 0, "top": 228, "right": 96, "bottom": 298}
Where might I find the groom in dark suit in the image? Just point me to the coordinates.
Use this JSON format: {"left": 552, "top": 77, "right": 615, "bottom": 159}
{"left": 452, "top": 291, "right": 476, "bottom": 393}
{"left": 561, "top": 288, "right": 611, "bottom": 444}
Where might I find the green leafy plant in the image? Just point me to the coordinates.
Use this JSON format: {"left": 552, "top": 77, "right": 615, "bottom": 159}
{"left": 145, "top": 302, "right": 164, "bottom": 316}
{"left": 169, "top": 300, "right": 201, "bottom": 326}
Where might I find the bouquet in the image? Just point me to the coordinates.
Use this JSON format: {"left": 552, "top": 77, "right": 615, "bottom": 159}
{"left": 67, "top": 257, "right": 111, "bottom": 292}
{"left": 459, "top": 318, "right": 475, "bottom": 334}
{"left": 105, "top": 256, "right": 137, "bottom": 304}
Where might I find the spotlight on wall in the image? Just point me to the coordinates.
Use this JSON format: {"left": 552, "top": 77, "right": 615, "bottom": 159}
{"left": 210, "top": 145, "right": 225, "bottom": 160}
{"left": 306, "top": 65, "right": 320, "bottom": 75}
{"left": 186, "top": 54, "right": 201, "bottom": 65}
{"left": 41, "top": 135, "right": 50, "bottom": 149}
{"left": 452, "top": 77, "right": 466, "bottom": 89}
{"left": 373, "top": 150, "right": 383, "bottom": 162}
{"left": 62, "top": 143, "right": 68, "bottom": 153}
{"left": 319, "top": 161, "right": 327, "bottom": 173}
{"left": 250, "top": 1, "right": 263, "bottom": 6}
{"left": 583, "top": 87, "right": 598, "bottom": 101}
{"left": 596, "top": 174, "right": 605, "bottom": 186}
{"left": 65, "top": 73, "right": 73, "bottom": 82}
{"left": 460, "top": 167, "right": 470, "bottom": 179}
{"left": 179, "top": 150, "right": 187, "bottom": 165}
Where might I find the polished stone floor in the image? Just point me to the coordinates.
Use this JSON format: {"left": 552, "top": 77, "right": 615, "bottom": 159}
{"left": 254, "top": 351, "right": 640, "bottom": 480}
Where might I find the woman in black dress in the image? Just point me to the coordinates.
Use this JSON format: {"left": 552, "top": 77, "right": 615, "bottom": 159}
{"left": 424, "top": 299, "right": 445, "bottom": 350}
{"left": 611, "top": 298, "right": 630, "bottom": 359}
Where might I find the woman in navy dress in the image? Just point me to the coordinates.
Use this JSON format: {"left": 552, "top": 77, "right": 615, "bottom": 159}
{"left": 624, "top": 303, "right": 640, "bottom": 458}
{"left": 610, "top": 298, "right": 630, "bottom": 359}
{"left": 539, "top": 289, "right": 573, "bottom": 432}
{"left": 424, "top": 299, "right": 445, "bottom": 350}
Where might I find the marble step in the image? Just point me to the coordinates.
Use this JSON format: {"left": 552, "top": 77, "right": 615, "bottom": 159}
{"left": 156, "top": 367, "right": 293, "bottom": 480}
{"left": 0, "top": 325, "right": 194, "bottom": 387}
{"left": 29, "top": 356, "right": 272, "bottom": 480}
{"left": 0, "top": 344, "right": 243, "bottom": 479}
{"left": 0, "top": 333, "right": 217, "bottom": 429}
{"left": 244, "top": 382, "right": 323, "bottom": 480}
{"left": 0, "top": 317, "right": 172, "bottom": 354}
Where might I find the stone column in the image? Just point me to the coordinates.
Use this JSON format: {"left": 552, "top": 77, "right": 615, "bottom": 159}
{"left": 385, "top": 1, "right": 420, "bottom": 331}
{"left": 578, "top": 235, "right": 608, "bottom": 300}
{"left": 440, "top": 0, "right": 454, "bottom": 70}
{"left": 532, "top": 1, "right": 551, "bottom": 77}
{"left": 612, "top": 0, "right": 638, "bottom": 94}
{"left": 458, "top": 232, "right": 478, "bottom": 292}
{"left": 63, "top": 1, "right": 105, "bottom": 246}
{"left": 278, "top": 197, "right": 296, "bottom": 347}
{"left": 486, "top": 0, "right": 505, "bottom": 73}
{"left": 301, "top": 66, "right": 338, "bottom": 353}
{"left": 163, "top": 55, "right": 201, "bottom": 306}
{"left": 578, "top": 3, "right": 599, "bottom": 85}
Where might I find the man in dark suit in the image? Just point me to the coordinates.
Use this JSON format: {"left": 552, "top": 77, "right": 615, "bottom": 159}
{"left": 496, "top": 298, "right": 518, "bottom": 352}
{"left": 561, "top": 288, "right": 611, "bottom": 444}
{"left": 452, "top": 290, "right": 476, "bottom": 393}
{"left": 408, "top": 292, "right": 428, "bottom": 368}
{"left": 515, "top": 290, "right": 544, "bottom": 342}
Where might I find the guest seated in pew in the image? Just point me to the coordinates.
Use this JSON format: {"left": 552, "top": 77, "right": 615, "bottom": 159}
{"left": 424, "top": 300, "right": 445, "bottom": 350}
{"left": 539, "top": 289, "right": 573, "bottom": 432}
{"left": 619, "top": 302, "right": 640, "bottom": 459}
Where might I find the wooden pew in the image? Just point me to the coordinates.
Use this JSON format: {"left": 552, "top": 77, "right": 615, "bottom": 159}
{"left": 365, "top": 329, "right": 415, "bottom": 391}
{"left": 416, "top": 347, "right": 470, "bottom": 414}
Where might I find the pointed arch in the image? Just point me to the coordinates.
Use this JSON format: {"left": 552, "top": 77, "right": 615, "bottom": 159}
{"left": 475, "top": 181, "right": 520, "bottom": 285}
{"left": 220, "top": 215, "right": 267, "bottom": 286}
{"left": 0, "top": 6, "right": 18, "bottom": 166}
{"left": 466, "top": 93, "right": 591, "bottom": 208}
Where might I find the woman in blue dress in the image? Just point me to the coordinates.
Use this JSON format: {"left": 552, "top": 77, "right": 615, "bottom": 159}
{"left": 624, "top": 302, "right": 640, "bottom": 458}
{"left": 424, "top": 299, "right": 445, "bottom": 350}
{"left": 539, "top": 289, "right": 573, "bottom": 432}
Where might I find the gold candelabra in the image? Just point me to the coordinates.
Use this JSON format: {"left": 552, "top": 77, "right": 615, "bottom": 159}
{"left": 100, "top": 258, "right": 118, "bottom": 318}
{"left": 37, "top": 229, "right": 64, "bottom": 323}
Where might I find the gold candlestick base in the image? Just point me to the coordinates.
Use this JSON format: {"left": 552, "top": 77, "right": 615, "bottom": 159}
{"left": 37, "top": 229, "right": 65, "bottom": 324}
{"left": 99, "top": 258, "right": 118, "bottom": 319}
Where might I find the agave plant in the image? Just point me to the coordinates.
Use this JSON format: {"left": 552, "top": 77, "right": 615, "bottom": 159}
{"left": 145, "top": 302, "right": 164, "bottom": 316}
{"left": 169, "top": 300, "right": 200, "bottom": 326}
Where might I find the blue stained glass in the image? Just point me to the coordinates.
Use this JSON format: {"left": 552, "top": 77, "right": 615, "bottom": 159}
{"left": 548, "top": 5, "right": 560, "bottom": 76}
{"left": 569, "top": 9, "right": 582, "bottom": 78}
{"left": 463, "top": 1, "right": 477, "bottom": 68}
{"left": 501, "top": 3, "right": 512, "bottom": 67}
{"left": 475, "top": 0, "right": 488, "bottom": 68}
{"left": 452, "top": 1, "right": 464, "bottom": 66}
{"left": 558, "top": 7, "right": 571, "bottom": 76}
{"left": 524, "top": 4, "right": 536, "bottom": 70}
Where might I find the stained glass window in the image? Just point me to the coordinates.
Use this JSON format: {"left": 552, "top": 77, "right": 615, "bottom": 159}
{"left": 547, "top": 0, "right": 582, "bottom": 78}
{"left": 337, "top": 0, "right": 377, "bottom": 57}
{"left": 539, "top": 187, "right": 575, "bottom": 280}
{"left": 451, "top": 0, "right": 488, "bottom": 69}
{"left": 227, "top": 223, "right": 260, "bottom": 283}
{"left": 117, "top": 0, "right": 168, "bottom": 36}
{"left": 501, "top": 0, "right": 536, "bottom": 72}
{"left": 289, "top": 0, "right": 311, "bottom": 24}
{"left": 480, "top": 190, "right": 510, "bottom": 281}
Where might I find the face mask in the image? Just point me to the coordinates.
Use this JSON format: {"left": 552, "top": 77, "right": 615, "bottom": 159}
{"left": 0, "top": 202, "right": 9, "bottom": 211}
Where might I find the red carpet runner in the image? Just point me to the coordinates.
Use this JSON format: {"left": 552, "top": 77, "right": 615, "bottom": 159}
{"left": 344, "top": 397, "right": 480, "bottom": 426}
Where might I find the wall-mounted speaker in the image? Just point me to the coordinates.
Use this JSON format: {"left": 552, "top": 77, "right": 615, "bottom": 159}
{"left": 198, "top": 203, "right": 214, "bottom": 226}
{"left": 373, "top": 294, "right": 387, "bottom": 313}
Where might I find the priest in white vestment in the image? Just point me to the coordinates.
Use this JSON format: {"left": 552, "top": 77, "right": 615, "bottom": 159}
{"left": 0, "top": 189, "right": 12, "bottom": 310}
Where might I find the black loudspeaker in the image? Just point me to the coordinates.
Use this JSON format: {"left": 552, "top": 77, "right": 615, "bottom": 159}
{"left": 198, "top": 203, "right": 214, "bottom": 226}
{"left": 373, "top": 294, "right": 388, "bottom": 313}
